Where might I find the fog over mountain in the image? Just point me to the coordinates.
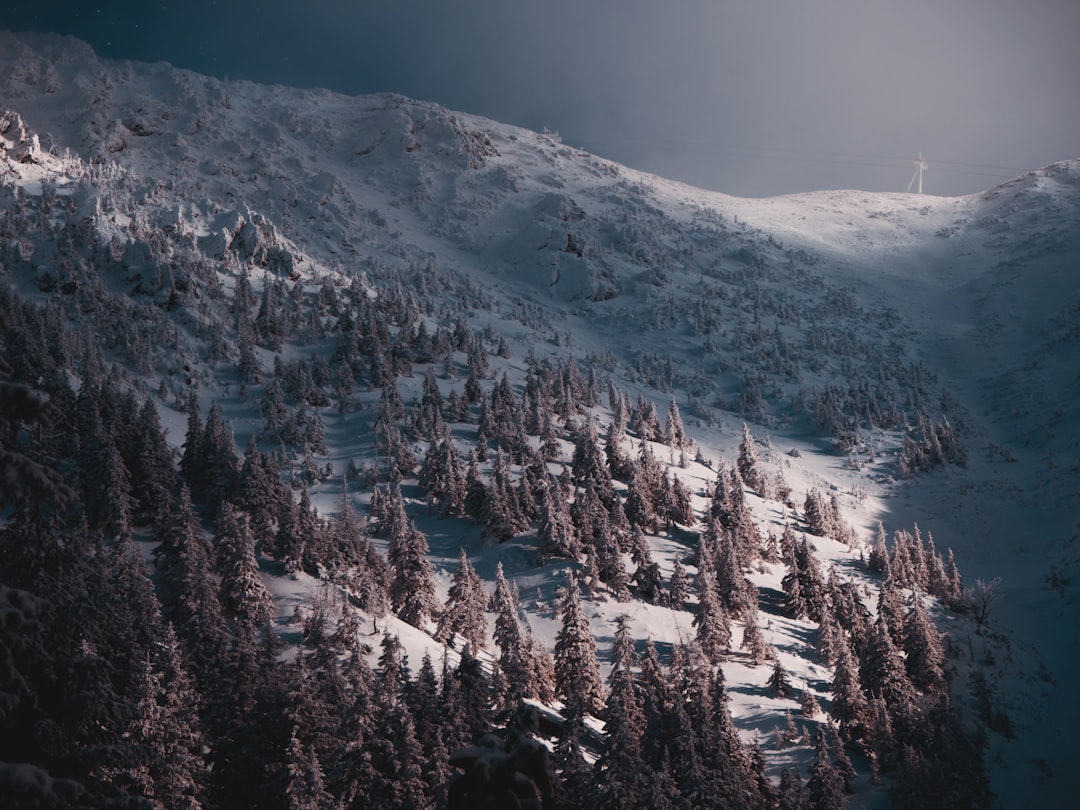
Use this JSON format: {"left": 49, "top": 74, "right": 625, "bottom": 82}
{"left": 1, "top": 31, "right": 1077, "bottom": 808}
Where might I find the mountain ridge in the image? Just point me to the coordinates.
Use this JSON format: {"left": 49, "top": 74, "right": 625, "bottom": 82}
{"left": 2, "top": 29, "right": 1078, "bottom": 808}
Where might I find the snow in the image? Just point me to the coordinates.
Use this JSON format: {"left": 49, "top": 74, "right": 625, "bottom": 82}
{"left": 2, "top": 28, "right": 1077, "bottom": 806}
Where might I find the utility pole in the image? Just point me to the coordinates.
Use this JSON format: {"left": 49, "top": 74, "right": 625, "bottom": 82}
{"left": 906, "top": 152, "right": 928, "bottom": 194}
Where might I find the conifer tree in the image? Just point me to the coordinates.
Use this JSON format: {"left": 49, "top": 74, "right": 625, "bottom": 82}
{"left": 595, "top": 524, "right": 632, "bottom": 602}
{"left": 214, "top": 503, "right": 274, "bottom": 637}
{"left": 595, "top": 616, "right": 651, "bottom": 808}
{"left": 488, "top": 563, "right": 536, "bottom": 712}
{"left": 296, "top": 486, "right": 325, "bottom": 575}
{"left": 622, "top": 462, "right": 658, "bottom": 533}
{"left": 825, "top": 721, "right": 856, "bottom": 793}
{"left": 537, "top": 479, "right": 580, "bottom": 563}
{"left": 783, "top": 538, "right": 827, "bottom": 621}
{"left": 284, "top": 726, "right": 335, "bottom": 810}
{"left": 777, "top": 767, "right": 809, "bottom": 810}
{"left": 571, "top": 418, "right": 616, "bottom": 509}
{"left": 693, "top": 570, "right": 732, "bottom": 660}
{"left": 386, "top": 491, "right": 438, "bottom": 628}
{"left": 740, "top": 597, "right": 771, "bottom": 665}
{"left": 154, "top": 486, "right": 226, "bottom": 681}
{"left": 737, "top": 422, "right": 765, "bottom": 493}
{"left": 830, "top": 633, "right": 867, "bottom": 741}
{"left": 664, "top": 397, "right": 687, "bottom": 449}
{"left": 801, "top": 687, "right": 821, "bottom": 719}
{"left": 628, "top": 527, "right": 662, "bottom": 602}
{"left": 483, "top": 450, "right": 526, "bottom": 541}
{"left": 538, "top": 406, "right": 562, "bottom": 461}
{"left": 860, "top": 617, "right": 921, "bottom": 740}
{"left": 129, "top": 623, "right": 208, "bottom": 810}
{"left": 605, "top": 418, "right": 632, "bottom": 481}
{"left": 768, "top": 659, "right": 793, "bottom": 698}
{"left": 389, "top": 707, "right": 429, "bottom": 810}
{"left": 179, "top": 392, "right": 205, "bottom": 492}
{"left": 436, "top": 549, "right": 488, "bottom": 651}
{"left": 201, "top": 402, "right": 241, "bottom": 513}
{"left": 877, "top": 576, "right": 907, "bottom": 645}
{"left": 448, "top": 645, "right": 493, "bottom": 746}
{"left": 419, "top": 436, "right": 467, "bottom": 517}
{"left": 868, "top": 521, "right": 890, "bottom": 575}
{"left": 803, "top": 488, "right": 831, "bottom": 538}
{"left": 555, "top": 573, "right": 605, "bottom": 719}
{"left": 667, "top": 555, "right": 690, "bottom": 609}
{"left": 463, "top": 449, "right": 487, "bottom": 523}
{"left": 129, "top": 398, "right": 179, "bottom": 523}
{"left": 903, "top": 594, "right": 946, "bottom": 694}
{"left": 554, "top": 722, "right": 593, "bottom": 810}
{"left": 806, "top": 728, "right": 846, "bottom": 810}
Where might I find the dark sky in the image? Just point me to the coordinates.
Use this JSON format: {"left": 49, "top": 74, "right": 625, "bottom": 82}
{"left": 6, "top": 0, "right": 1079, "bottom": 197}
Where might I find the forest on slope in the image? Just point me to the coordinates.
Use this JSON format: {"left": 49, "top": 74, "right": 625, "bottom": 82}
{"left": 4, "top": 30, "right": 1078, "bottom": 809}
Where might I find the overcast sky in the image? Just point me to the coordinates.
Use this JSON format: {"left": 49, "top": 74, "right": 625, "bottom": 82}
{"left": 6, "top": 0, "right": 1079, "bottom": 196}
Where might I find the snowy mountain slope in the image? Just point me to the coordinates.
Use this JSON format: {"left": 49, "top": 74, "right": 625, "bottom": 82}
{"left": 2, "top": 30, "right": 1078, "bottom": 807}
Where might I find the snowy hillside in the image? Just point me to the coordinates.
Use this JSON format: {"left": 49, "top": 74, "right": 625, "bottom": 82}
{"left": 1, "top": 30, "right": 1077, "bottom": 808}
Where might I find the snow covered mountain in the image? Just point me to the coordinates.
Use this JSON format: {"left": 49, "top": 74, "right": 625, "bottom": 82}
{"left": 2, "top": 30, "right": 1077, "bottom": 808}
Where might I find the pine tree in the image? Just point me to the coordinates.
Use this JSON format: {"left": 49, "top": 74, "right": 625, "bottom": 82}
{"left": 806, "top": 728, "right": 846, "bottom": 810}
{"left": 554, "top": 722, "right": 593, "bottom": 810}
{"left": 419, "top": 436, "right": 467, "bottom": 517}
{"left": 153, "top": 486, "right": 227, "bottom": 681}
{"left": 129, "top": 398, "right": 179, "bottom": 523}
{"left": 868, "top": 521, "right": 890, "bottom": 574}
{"left": 178, "top": 392, "right": 205, "bottom": 493}
{"left": 214, "top": 503, "right": 274, "bottom": 638}
{"left": 667, "top": 555, "right": 690, "bottom": 609}
{"left": 705, "top": 663, "right": 761, "bottom": 808}
{"left": 628, "top": 527, "right": 662, "bottom": 602}
{"left": 737, "top": 422, "right": 765, "bottom": 493}
{"left": 801, "top": 687, "right": 821, "bottom": 719}
{"left": 768, "top": 659, "right": 793, "bottom": 698}
{"left": 129, "top": 623, "right": 208, "bottom": 810}
{"left": 740, "top": 597, "right": 770, "bottom": 665}
{"left": 693, "top": 570, "right": 732, "bottom": 660}
{"left": 595, "top": 616, "right": 650, "bottom": 809}
{"left": 386, "top": 490, "right": 438, "bottom": 628}
{"left": 483, "top": 450, "right": 526, "bottom": 541}
{"left": 903, "top": 593, "right": 946, "bottom": 694}
{"left": 803, "top": 489, "right": 831, "bottom": 538}
{"left": 201, "top": 402, "right": 240, "bottom": 513}
{"left": 296, "top": 486, "right": 325, "bottom": 575}
{"left": 555, "top": 573, "right": 605, "bottom": 719}
{"left": 436, "top": 548, "right": 488, "bottom": 651}
{"left": 537, "top": 478, "right": 580, "bottom": 563}
{"left": 664, "top": 397, "right": 687, "bottom": 449}
{"left": 448, "top": 645, "right": 493, "bottom": 746}
{"left": 284, "top": 726, "right": 335, "bottom": 810}
{"left": 488, "top": 563, "right": 536, "bottom": 712}
{"left": 777, "top": 767, "right": 808, "bottom": 810}
{"left": 463, "top": 449, "right": 487, "bottom": 523}
{"left": 571, "top": 418, "right": 616, "bottom": 509}
{"left": 830, "top": 633, "right": 867, "bottom": 741}
{"left": 622, "top": 462, "right": 657, "bottom": 533}
{"left": 605, "top": 418, "right": 632, "bottom": 481}
{"left": 877, "top": 576, "right": 907, "bottom": 645}
{"left": 860, "top": 617, "right": 921, "bottom": 741}
{"left": 825, "top": 721, "right": 856, "bottom": 793}
{"left": 389, "top": 707, "right": 429, "bottom": 810}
